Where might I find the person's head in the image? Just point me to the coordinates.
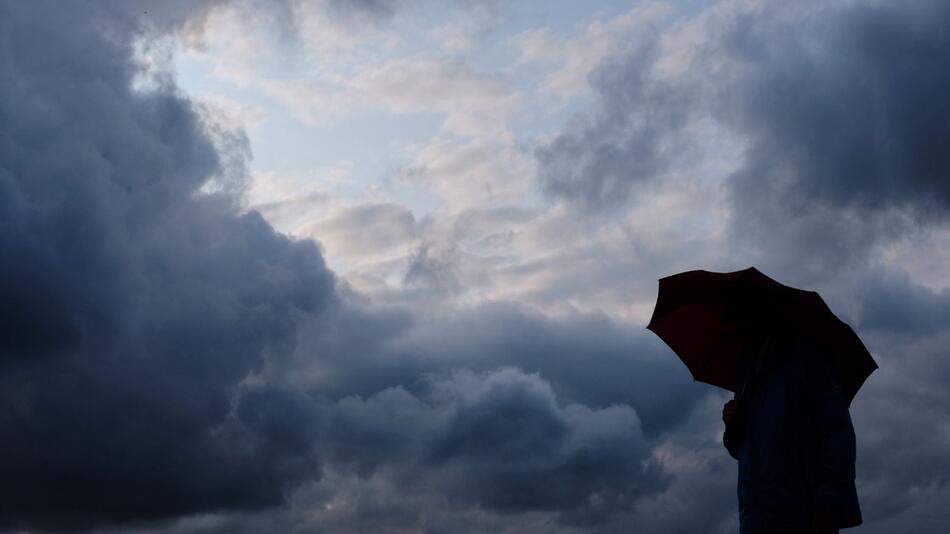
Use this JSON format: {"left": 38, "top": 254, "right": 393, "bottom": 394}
{"left": 724, "top": 293, "right": 776, "bottom": 360}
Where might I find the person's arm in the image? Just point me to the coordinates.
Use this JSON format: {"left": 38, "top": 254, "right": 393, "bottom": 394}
{"left": 810, "top": 357, "right": 857, "bottom": 524}
{"left": 722, "top": 399, "right": 743, "bottom": 459}
{"left": 724, "top": 355, "right": 754, "bottom": 460}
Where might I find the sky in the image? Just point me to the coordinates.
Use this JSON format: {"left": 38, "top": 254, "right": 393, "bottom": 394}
{"left": 1, "top": 0, "right": 949, "bottom": 532}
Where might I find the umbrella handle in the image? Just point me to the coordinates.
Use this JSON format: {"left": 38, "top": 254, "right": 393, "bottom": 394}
{"left": 735, "top": 334, "right": 773, "bottom": 402}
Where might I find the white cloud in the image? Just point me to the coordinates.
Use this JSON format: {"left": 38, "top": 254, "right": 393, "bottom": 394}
{"left": 195, "top": 92, "right": 268, "bottom": 131}
{"left": 433, "top": 24, "right": 476, "bottom": 53}
{"left": 397, "top": 136, "right": 535, "bottom": 210}
{"left": 296, "top": 202, "right": 419, "bottom": 259}
{"left": 514, "top": 2, "right": 674, "bottom": 99}
{"left": 351, "top": 57, "right": 520, "bottom": 137}
{"left": 878, "top": 226, "right": 950, "bottom": 292}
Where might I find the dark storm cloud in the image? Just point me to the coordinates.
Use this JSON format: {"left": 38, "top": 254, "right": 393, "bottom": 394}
{"left": 286, "top": 301, "right": 703, "bottom": 436}
{"left": 532, "top": 1, "right": 950, "bottom": 532}
{"left": 257, "top": 300, "right": 704, "bottom": 528}
{"left": 846, "top": 301, "right": 950, "bottom": 532}
{"left": 725, "top": 0, "right": 950, "bottom": 215}
{"left": 397, "top": 303, "right": 701, "bottom": 434}
{"left": 0, "top": 0, "right": 332, "bottom": 529}
{"left": 423, "top": 369, "right": 663, "bottom": 525}
{"left": 535, "top": 28, "right": 694, "bottom": 210}
{"left": 855, "top": 268, "right": 950, "bottom": 336}
{"left": 317, "top": 367, "right": 668, "bottom": 525}
{"left": 720, "top": 0, "right": 950, "bottom": 274}
{"left": 0, "top": 2, "right": 701, "bottom": 531}
{"left": 27, "top": 0, "right": 950, "bottom": 531}
{"left": 538, "top": 0, "right": 950, "bottom": 234}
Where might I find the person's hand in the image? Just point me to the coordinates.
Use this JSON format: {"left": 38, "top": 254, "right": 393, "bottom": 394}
{"left": 811, "top": 509, "right": 836, "bottom": 534}
{"left": 722, "top": 399, "right": 740, "bottom": 426}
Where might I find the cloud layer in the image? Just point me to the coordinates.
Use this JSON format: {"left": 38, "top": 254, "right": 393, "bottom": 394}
{"left": 2, "top": 0, "right": 950, "bottom": 532}
{"left": 537, "top": 0, "right": 950, "bottom": 273}
{"left": 0, "top": 0, "right": 336, "bottom": 528}
{"left": 0, "top": 1, "right": 693, "bottom": 531}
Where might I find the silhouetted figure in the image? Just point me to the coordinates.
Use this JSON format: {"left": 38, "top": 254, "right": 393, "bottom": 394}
{"left": 722, "top": 330, "right": 862, "bottom": 534}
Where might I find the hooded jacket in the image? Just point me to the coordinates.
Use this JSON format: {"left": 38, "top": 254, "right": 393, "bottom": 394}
{"left": 723, "top": 335, "right": 863, "bottom": 533}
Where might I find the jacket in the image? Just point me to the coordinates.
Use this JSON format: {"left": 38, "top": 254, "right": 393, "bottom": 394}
{"left": 723, "top": 335, "right": 863, "bottom": 533}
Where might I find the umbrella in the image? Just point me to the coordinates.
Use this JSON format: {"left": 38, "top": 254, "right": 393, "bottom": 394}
{"left": 646, "top": 267, "right": 877, "bottom": 404}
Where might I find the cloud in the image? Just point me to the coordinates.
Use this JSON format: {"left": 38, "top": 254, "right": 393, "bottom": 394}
{"left": 221, "top": 297, "right": 706, "bottom": 530}
{"left": 0, "top": 3, "right": 700, "bottom": 527}
{"left": 718, "top": 0, "right": 950, "bottom": 276}
{"left": 515, "top": 2, "right": 674, "bottom": 99}
{"left": 530, "top": 2, "right": 950, "bottom": 531}
{"left": 322, "top": 367, "right": 665, "bottom": 519}
{"left": 397, "top": 137, "right": 536, "bottom": 209}
{"left": 536, "top": 0, "right": 950, "bottom": 272}
{"left": 723, "top": 0, "right": 950, "bottom": 214}
{"left": 0, "top": 0, "right": 333, "bottom": 528}
{"left": 7, "top": 0, "right": 950, "bottom": 532}
{"left": 297, "top": 202, "right": 419, "bottom": 258}
{"left": 878, "top": 225, "right": 950, "bottom": 292}
{"left": 386, "top": 303, "right": 703, "bottom": 435}
{"left": 213, "top": 54, "right": 519, "bottom": 136}
{"left": 403, "top": 242, "right": 460, "bottom": 292}
{"left": 855, "top": 268, "right": 950, "bottom": 336}
{"left": 186, "top": 1, "right": 518, "bottom": 136}
{"left": 423, "top": 369, "right": 664, "bottom": 522}
{"left": 533, "top": 16, "right": 696, "bottom": 209}
{"left": 351, "top": 57, "right": 520, "bottom": 137}
{"left": 325, "top": 0, "right": 407, "bottom": 22}
{"left": 275, "top": 366, "right": 673, "bottom": 529}
{"left": 433, "top": 24, "right": 476, "bottom": 53}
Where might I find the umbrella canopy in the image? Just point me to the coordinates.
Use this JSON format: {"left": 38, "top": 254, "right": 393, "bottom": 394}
{"left": 646, "top": 267, "right": 877, "bottom": 404}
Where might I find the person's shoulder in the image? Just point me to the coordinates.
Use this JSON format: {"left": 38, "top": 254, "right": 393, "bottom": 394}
{"left": 776, "top": 329, "right": 824, "bottom": 358}
{"left": 770, "top": 330, "right": 830, "bottom": 377}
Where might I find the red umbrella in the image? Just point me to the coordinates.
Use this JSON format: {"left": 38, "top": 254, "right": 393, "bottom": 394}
{"left": 646, "top": 267, "right": 877, "bottom": 404}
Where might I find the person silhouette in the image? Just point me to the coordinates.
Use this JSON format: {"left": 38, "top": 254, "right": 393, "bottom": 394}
{"left": 722, "top": 326, "right": 863, "bottom": 534}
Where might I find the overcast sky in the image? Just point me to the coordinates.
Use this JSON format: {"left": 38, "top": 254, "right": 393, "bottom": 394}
{"left": 1, "top": 0, "right": 949, "bottom": 532}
